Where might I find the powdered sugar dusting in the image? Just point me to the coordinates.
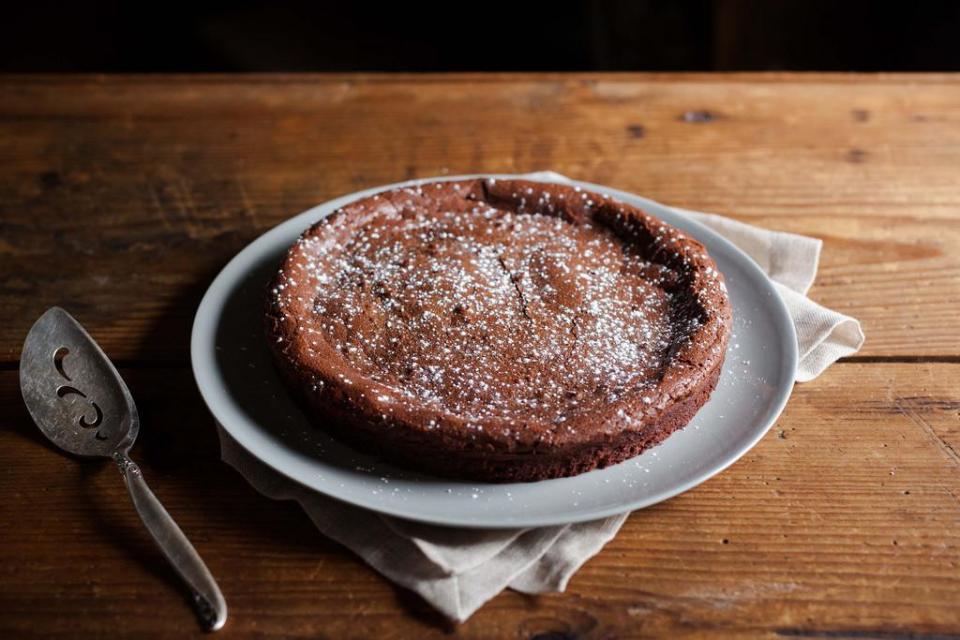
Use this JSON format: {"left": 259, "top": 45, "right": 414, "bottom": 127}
{"left": 272, "top": 185, "right": 709, "bottom": 424}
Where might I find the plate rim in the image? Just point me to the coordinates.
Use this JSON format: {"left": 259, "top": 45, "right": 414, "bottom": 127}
{"left": 191, "top": 174, "right": 798, "bottom": 528}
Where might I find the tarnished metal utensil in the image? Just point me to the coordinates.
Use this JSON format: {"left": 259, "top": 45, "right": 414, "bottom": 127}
{"left": 19, "top": 307, "right": 227, "bottom": 631}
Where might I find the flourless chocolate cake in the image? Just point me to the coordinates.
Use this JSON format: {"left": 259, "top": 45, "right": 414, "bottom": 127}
{"left": 266, "top": 179, "right": 732, "bottom": 482}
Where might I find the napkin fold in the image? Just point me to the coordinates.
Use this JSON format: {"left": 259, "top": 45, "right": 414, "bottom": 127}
{"left": 218, "top": 172, "right": 865, "bottom": 623}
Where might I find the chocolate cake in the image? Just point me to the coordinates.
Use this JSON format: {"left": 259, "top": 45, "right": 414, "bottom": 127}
{"left": 266, "top": 179, "right": 732, "bottom": 482}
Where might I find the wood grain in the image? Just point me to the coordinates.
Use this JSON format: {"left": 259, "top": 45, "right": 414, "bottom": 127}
{"left": 1, "top": 362, "right": 959, "bottom": 639}
{"left": 1, "top": 74, "right": 960, "bottom": 362}
{"left": 3, "top": 74, "right": 960, "bottom": 639}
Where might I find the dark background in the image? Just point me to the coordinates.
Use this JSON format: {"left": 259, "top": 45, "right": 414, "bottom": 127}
{"left": 4, "top": 0, "right": 960, "bottom": 72}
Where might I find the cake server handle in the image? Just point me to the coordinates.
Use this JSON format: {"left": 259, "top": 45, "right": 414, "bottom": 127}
{"left": 116, "top": 452, "right": 228, "bottom": 631}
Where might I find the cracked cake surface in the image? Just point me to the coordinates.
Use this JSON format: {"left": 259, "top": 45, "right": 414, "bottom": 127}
{"left": 266, "top": 179, "right": 732, "bottom": 482}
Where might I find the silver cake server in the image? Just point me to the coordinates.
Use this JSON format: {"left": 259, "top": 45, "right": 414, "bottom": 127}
{"left": 19, "top": 307, "right": 227, "bottom": 631}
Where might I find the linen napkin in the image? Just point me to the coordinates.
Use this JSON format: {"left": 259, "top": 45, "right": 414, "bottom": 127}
{"left": 217, "top": 172, "right": 865, "bottom": 622}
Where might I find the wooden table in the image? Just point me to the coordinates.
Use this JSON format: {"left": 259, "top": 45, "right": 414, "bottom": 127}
{"left": 1, "top": 73, "right": 959, "bottom": 639}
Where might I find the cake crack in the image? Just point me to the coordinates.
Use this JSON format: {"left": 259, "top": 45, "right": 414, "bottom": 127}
{"left": 496, "top": 254, "right": 532, "bottom": 322}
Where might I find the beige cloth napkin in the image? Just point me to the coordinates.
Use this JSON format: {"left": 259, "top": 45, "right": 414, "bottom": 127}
{"left": 217, "top": 172, "right": 865, "bottom": 623}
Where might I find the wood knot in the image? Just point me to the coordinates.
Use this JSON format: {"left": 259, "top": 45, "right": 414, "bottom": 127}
{"left": 846, "top": 148, "right": 868, "bottom": 163}
{"left": 39, "top": 171, "right": 63, "bottom": 189}
{"left": 530, "top": 633, "right": 577, "bottom": 640}
{"left": 681, "top": 110, "right": 717, "bottom": 123}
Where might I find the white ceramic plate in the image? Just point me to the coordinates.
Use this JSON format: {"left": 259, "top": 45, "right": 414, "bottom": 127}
{"left": 191, "top": 175, "right": 798, "bottom": 528}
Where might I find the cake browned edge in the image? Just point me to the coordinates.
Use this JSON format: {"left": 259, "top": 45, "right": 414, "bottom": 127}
{"left": 265, "top": 178, "right": 732, "bottom": 483}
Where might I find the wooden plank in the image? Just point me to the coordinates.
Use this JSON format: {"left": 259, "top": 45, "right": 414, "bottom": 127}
{"left": 1, "top": 362, "right": 958, "bottom": 638}
{"left": 1, "top": 75, "right": 959, "bottom": 361}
